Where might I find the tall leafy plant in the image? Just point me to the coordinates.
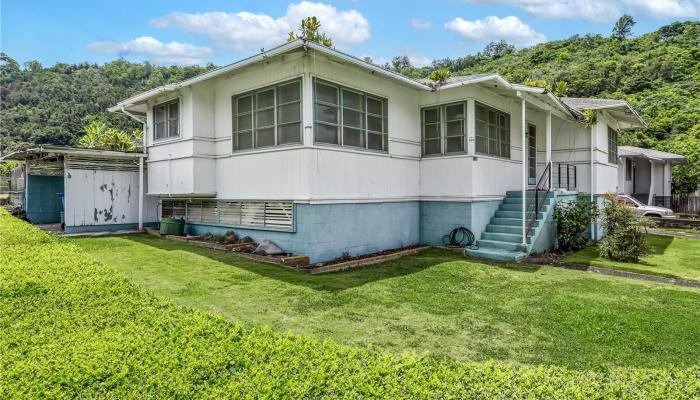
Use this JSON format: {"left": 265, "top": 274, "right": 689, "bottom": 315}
{"left": 287, "top": 16, "right": 333, "bottom": 47}
{"left": 598, "top": 194, "right": 654, "bottom": 262}
{"left": 78, "top": 121, "right": 142, "bottom": 152}
{"left": 554, "top": 197, "right": 598, "bottom": 251}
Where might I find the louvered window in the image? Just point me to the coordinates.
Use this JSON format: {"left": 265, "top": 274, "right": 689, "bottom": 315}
{"left": 160, "top": 199, "right": 293, "bottom": 230}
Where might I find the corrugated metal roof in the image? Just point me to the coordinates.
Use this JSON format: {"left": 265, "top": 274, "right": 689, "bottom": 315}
{"left": 619, "top": 146, "right": 686, "bottom": 163}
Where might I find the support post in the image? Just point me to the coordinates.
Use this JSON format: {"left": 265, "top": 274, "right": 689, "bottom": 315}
{"left": 647, "top": 159, "right": 655, "bottom": 205}
{"left": 138, "top": 156, "right": 144, "bottom": 230}
{"left": 546, "top": 110, "right": 552, "bottom": 189}
{"left": 521, "top": 97, "right": 527, "bottom": 245}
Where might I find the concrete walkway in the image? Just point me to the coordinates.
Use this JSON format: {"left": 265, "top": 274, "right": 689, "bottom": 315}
{"left": 649, "top": 228, "right": 700, "bottom": 240}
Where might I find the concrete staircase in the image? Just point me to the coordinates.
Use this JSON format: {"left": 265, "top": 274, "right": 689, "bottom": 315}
{"left": 466, "top": 190, "right": 554, "bottom": 262}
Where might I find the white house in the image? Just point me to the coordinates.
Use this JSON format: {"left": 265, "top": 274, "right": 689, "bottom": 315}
{"left": 617, "top": 145, "right": 686, "bottom": 205}
{"left": 107, "top": 39, "right": 646, "bottom": 262}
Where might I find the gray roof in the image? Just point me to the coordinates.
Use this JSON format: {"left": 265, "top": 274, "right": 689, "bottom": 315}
{"left": 619, "top": 146, "right": 686, "bottom": 164}
{"left": 418, "top": 73, "right": 496, "bottom": 85}
{"left": 560, "top": 97, "right": 646, "bottom": 130}
{"left": 560, "top": 97, "right": 627, "bottom": 110}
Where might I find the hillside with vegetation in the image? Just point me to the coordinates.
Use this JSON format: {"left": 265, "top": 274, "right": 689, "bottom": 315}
{"left": 0, "top": 20, "right": 698, "bottom": 190}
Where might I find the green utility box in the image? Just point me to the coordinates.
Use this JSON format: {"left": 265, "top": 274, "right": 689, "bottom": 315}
{"left": 159, "top": 217, "right": 185, "bottom": 236}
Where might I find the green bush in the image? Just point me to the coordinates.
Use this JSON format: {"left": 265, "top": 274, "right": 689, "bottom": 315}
{"left": 554, "top": 196, "right": 598, "bottom": 251}
{"left": 1, "top": 210, "right": 698, "bottom": 398}
{"left": 599, "top": 194, "right": 655, "bottom": 262}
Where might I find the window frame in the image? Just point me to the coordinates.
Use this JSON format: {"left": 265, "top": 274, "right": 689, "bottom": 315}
{"left": 312, "top": 78, "right": 389, "bottom": 153}
{"left": 232, "top": 78, "right": 303, "bottom": 152}
{"left": 608, "top": 126, "right": 618, "bottom": 164}
{"left": 421, "top": 101, "right": 467, "bottom": 156}
{"left": 153, "top": 98, "right": 180, "bottom": 141}
{"left": 475, "top": 101, "right": 511, "bottom": 159}
{"left": 625, "top": 158, "right": 632, "bottom": 181}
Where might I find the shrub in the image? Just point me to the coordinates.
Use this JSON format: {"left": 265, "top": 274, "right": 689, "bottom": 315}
{"left": 1, "top": 210, "right": 698, "bottom": 398}
{"left": 599, "top": 193, "right": 655, "bottom": 262}
{"left": 554, "top": 196, "right": 598, "bottom": 251}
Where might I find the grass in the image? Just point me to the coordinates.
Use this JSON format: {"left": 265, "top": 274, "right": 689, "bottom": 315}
{"left": 69, "top": 234, "right": 700, "bottom": 370}
{"left": 6, "top": 211, "right": 700, "bottom": 398}
{"left": 660, "top": 227, "right": 700, "bottom": 234}
{"left": 566, "top": 234, "right": 700, "bottom": 281}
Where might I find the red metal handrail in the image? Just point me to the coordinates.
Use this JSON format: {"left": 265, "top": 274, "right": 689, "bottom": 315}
{"left": 525, "top": 162, "right": 552, "bottom": 238}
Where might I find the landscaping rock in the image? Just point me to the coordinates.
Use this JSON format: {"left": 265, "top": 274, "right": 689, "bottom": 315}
{"left": 224, "top": 230, "right": 238, "bottom": 244}
{"left": 232, "top": 244, "right": 256, "bottom": 253}
{"left": 255, "top": 240, "right": 285, "bottom": 256}
{"left": 239, "top": 236, "right": 254, "bottom": 244}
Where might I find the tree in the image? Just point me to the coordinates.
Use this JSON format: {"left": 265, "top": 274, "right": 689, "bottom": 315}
{"left": 479, "top": 40, "right": 515, "bottom": 59}
{"left": 612, "top": 15, "right": 635, "bottom": 40}
{"left": 287, "top": 16, "right": 332, "bottom": 47}
{"left": 390, "top": 56, "right": 412, "bottom": 70}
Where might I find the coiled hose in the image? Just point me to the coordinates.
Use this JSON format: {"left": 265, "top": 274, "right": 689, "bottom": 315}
{"left": 442, "top": 227, "right": 479, "bottom": 249}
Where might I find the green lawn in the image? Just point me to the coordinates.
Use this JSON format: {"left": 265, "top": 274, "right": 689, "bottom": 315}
{"left": 70, "top": 234, "right": 700, "bottom": 370}
{"left": 566, "top": 234, "right": 700, "bottom": 281}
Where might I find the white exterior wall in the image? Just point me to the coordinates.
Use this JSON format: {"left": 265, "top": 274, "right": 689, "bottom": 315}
{"left": 64, "top": 168, "right": 158, "bottom": 227}
{"left": 140, "top": 50, "right": 629, "bottom": 205}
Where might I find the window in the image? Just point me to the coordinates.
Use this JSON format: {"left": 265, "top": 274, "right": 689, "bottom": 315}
{"left": 161, "top": 199, "right": 294, "bottom": 230}
{"left": 154, "top": 99, "right": 180, "bottom": 140}
{"left": 475, "top": 102, "right": 510, "bottom": 158}
{"left": 421, "top": 102, "right": 466, "bottom": 155}
{"left": 232, "top": 79, "right": 302, "bottom": 151}
{"left": 608, "top": 127, "right": 618, "bottom": 164}
{"left": 313, "top": 79, "right": 388, "bottom": 151}
{"left": 625, "top": 158, "right": 632, "bottom": 181}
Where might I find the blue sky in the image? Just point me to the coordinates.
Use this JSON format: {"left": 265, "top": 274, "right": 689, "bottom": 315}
{"left": 1, "top": 0, "right": 698, "bottom": 67}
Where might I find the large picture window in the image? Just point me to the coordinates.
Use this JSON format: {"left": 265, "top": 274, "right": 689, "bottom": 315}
{"left": 313, "top": 78, "right": 388, "bottom": 152}
{"left": 154, "top": 99, "right": 179, "bottom": 140}
{"left": 421, "top": 102, "right": 466, "bottom": 156}
{"left": 608, "top": 126, "right": 618, "bottom": 164}
{"left": 232, "top": 79, "right": 302, "bottom": 151}
{"left": 475, "top": 102, "right": 510, "bottom": 158}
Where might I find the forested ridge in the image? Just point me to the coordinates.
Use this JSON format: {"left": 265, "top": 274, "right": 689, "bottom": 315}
{"left": 1, "top": 20, "right": 698, "bottom": 190}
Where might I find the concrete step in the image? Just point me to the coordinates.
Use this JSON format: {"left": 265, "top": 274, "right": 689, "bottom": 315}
{"left": 491, "top": 217, "right": 540, "bottom": 228}
{"left": 477, "top": 239, "right": 527, "bottom": 252}
{"left": 498, "top": 202, "right": 551, "bottom": 212}
{"left": 485, "top": 224, "right": 536, "bottom": 236}
{"left": 482, "top": 231, "right": 531, "bottom": 244}
{"left": 495, "top": 210, "right": 545, "bottom": 220}
{"left": 506, "top": 190, "right": 555, "bottom": 198}
{"left": 465, "top": 247, "right": 527, "bottom": 262}
{"left": 503, "top": 197, "right": 553, "bottom": 205}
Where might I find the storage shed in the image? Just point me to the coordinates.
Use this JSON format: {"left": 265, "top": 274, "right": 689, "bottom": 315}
{"left": 1, "top": 145, "right": 158, "bottom": 232}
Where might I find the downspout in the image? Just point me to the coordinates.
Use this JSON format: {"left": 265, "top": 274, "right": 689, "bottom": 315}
{"left": 518, "top": 93, "right": 527, "bottom": 246}
{"left": 590, "top": 117, "right": 596, "bottom": 241}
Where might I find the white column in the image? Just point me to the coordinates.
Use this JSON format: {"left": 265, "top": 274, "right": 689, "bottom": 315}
{"left": 138, "top": 156, "right": 144, "bottom": 230}
{"left": 647, "top": 160, "right": 655, "bottom": 205}
{"left": 545, "top": 110, "right": 552, "bottom": 187}
{"left": 467, "top": 98, "right": 476, "bottom": 155}
{"left": 302, "top": 73, "right": 314, "bottom": 146}
{"left": 663, "top": 162, "right": 672, "bottom": 197}
{"left": 521, "top": 97, "right": 527, "bottom": 244}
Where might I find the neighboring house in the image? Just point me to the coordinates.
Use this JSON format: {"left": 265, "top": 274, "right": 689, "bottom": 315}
{"left": 1, "top": 145, "right": 158, "bottom": 232}
{"left": 617, "top": 145, "right": 686, "bottom": 205}
{"left": 103, "top": 39, "right": 646, "bottom": 262}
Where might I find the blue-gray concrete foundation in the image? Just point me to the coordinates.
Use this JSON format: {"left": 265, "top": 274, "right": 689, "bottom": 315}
{"left": 184, "top": 200, "right": 501, "bottom": 263}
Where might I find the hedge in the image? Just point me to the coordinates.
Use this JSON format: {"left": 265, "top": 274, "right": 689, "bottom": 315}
{"left": 1, "top": 210, "right": 698, "bottom": 399}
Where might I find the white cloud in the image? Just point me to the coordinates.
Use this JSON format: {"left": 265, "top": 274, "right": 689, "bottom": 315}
{"left": 622, "top": 0, "right": 699, "bottom": 18}
{"left": 151, "top": 1, "right": 370, "bottom": 52}
{"left": 407, "top": 53, "right": 433, "bottom": 67}
{"left": 445, "top": 16, "right": 546, "bottom": 47}
{"left": 463, "top": 0, "right": 698, "bottom": 21}
{"left": 88, "top": 36, "right": 213, "bottom": 65}
{"left": 410, "top": 18, "right": 433, "bottom": 29}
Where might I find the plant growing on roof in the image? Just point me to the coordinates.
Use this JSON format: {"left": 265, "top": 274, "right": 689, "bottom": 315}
{"left": 78, "top": 121, "right": 142, "bottom": 152}
{"left": 428, "top": 68, "right": 451, "bottom": 89}
{"left": 554, "top": 81, "right": 568, "bottom": 97}
{"left": 287, "top": 16, "right": 333, "bottom": 47}
{"left": 582, "top": 109, "right": 598, "bottom": 127}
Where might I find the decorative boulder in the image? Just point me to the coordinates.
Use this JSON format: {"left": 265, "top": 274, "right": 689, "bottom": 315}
{"left": 254, "top": 240, "right": 285, "bottom": 256}
{"left": 238, "top": 236, "right": 254, "bottom": 244}
{"left": 224, "top": 230, "right": 238, "bottom": 244}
